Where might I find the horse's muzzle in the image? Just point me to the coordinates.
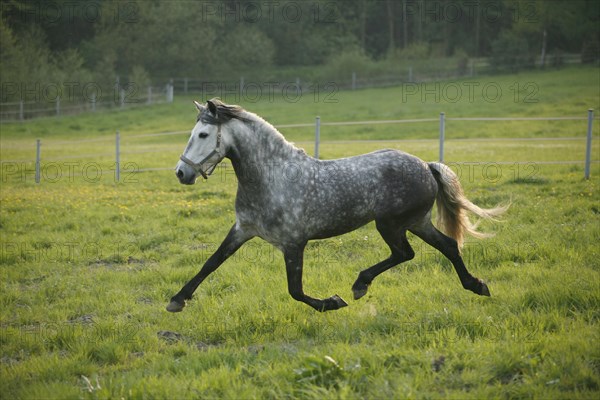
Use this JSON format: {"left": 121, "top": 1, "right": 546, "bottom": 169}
{"left": 175, "top": 166, "right": 196, "bottom": 185}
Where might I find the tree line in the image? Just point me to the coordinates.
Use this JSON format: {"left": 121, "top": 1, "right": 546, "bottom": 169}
{"left": 1, "top": 0, "right": 598, "bottom": 103}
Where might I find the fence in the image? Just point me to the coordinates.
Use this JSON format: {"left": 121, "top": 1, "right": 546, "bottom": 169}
{"left": 167, "top": 54, "right": 584, "bottom": 94}
{"left": 10, "top": 109, "right": 596, "bottom": 185}
{"left": 0, "top": 54, "right": 587, "bottom": 122}
{"left": 0, "top": 84, "right": 174, "bottom": 122}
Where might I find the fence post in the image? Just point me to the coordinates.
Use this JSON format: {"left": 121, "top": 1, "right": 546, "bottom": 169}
{"left": 352, "top": 72, "right": 356, "bottom": 90}
{"left": 19, "top": 100, "right": 24, "bottom": 121}
{"left": 408, "top": 66, "right": 413, "bottom": 82}
{"left": 184, "top": 77, "right": 188, "bottom": 94}
{"left": 35, "top": 139, "right": 41, "bottom": 184}
{"left": 147, "top": 87, "right": 152, "bottom": 105}
{"left": 314, "top": 116, "right": 321, "bottom": 159}
{"left": 56, "top": 97, "right": 60, "bottom": 116}
{"left": 439, "top": 112, "right": 445, "bottom": 163}
{"left": 585, "top": 109, "right": 594, "bottom": 180}
{"left": 240, "top": 76, "right": 244, "bottom": 96}
{"left": 115, "top": 130, "right": 120, "bottom": 182}
{"left": 166, "top": 84, "right": 174, "bottom": 103}
{"left": 91, "top": 92, "right": 96, "bottom": 112}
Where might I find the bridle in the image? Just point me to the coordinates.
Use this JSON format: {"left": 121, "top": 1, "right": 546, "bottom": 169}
{"left": 179, "top": 124, "right": 222, "bottom": 179}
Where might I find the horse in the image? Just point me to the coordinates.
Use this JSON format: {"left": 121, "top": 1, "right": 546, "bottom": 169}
{"left": 167, "top": 98, "right": 507, "bottom": 313}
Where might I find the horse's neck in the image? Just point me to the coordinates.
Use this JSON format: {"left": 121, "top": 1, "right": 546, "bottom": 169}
{"left": 229, "top": 119, "right": 311, "bottom": 185}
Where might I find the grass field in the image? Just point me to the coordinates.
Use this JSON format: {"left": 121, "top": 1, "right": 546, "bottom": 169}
{"left": 1, "top": 66, "right": 599, "bottom": 399}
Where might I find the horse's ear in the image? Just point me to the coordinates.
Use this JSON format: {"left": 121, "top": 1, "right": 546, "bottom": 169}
{"left": 207, "top": 99, "right": 218, "bottom": 116}
{"left": 193, "top": 100, "right": 205, "bottom": 112}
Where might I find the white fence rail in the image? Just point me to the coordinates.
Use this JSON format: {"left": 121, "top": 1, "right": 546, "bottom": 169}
{"left": 3, "top": 110, "right": 597, "bottom": 184}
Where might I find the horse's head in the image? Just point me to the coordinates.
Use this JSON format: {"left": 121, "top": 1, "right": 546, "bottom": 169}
{"left": 175, "top": 99, "right": 227, "bottom": 184}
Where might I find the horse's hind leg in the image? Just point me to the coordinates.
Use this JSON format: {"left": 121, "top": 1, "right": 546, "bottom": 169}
{"left": 352, "top": 220, "right": 415, "bottom": 300}
{"left": 409, "top": 219, "right": 490, "bottom": 296}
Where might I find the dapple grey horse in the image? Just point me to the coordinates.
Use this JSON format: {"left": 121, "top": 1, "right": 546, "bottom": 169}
{"left": 168, "top": 99, "right": 506, "bottom": 313}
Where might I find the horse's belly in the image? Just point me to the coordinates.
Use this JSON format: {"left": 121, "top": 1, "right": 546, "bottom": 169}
{"left": 305, "top": 203, "right": 375, "bottom": 240}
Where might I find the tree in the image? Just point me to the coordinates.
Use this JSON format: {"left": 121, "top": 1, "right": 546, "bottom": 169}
{"left": 490, "top": 30, "right": 532, "bottom": 72}
{"left": 508, "top": 0, "right": 596, "bottom": 67}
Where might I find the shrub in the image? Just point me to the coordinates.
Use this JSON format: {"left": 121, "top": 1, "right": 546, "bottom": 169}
{"left": 318, "top": 50, "right": 375, "bottom": 82}
{"left": 393, "top": 42, "right": 430, "bottom": 60}
{"left": 490, "top": 31, "right": 534, "bottom": 72}
{"left": 581, "top": 39, "right": 600, "bottom": 64}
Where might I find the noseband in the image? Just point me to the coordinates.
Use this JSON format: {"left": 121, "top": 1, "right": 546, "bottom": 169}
{"left": 179, "top": 124, "right": 222, "bottom": 179}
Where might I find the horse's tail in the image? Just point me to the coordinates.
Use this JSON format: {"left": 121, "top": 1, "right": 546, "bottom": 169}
{"left": 428, "top": 162, "right": 508, "bottom": 249}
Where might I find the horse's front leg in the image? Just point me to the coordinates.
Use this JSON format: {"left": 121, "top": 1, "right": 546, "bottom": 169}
{"left": 284, "top": 244, "right": 348, "bottom": 312}
{"left": 166, "top": 224, "right": 252, "bottom": 312}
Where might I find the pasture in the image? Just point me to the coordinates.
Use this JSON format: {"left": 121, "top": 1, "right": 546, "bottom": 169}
{"left": 1, "top": 66, "right": 599, "bottom": 398}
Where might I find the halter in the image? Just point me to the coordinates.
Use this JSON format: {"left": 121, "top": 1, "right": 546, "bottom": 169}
{"left": 179, "top": 124, "right": 222, "bottom": 179}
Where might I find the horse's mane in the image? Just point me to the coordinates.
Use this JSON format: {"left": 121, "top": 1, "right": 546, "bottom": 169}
{"left": 200, "top": 98, "right": 307, "bottom": 156}
{"left": 198, "top": 98, "right": 250, "bottom": 125}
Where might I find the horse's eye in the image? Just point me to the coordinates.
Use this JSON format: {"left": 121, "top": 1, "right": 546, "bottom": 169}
{"left": 198, "top": 132, "right": 209, "bottom": 139}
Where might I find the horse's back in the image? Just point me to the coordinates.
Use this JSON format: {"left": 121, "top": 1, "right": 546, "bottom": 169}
{"left": 324, "top": 148, "right": 435, "bottom": 193}
{"left": 351, "top": 148, "right": 437, "bottom": 212}
{"left": 303, "top": 149, "right": 437, "bottom": 239}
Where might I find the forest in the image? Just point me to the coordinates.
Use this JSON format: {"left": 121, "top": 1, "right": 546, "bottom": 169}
{"left": 1, "top": 0, "right": 599, "bottom": 103}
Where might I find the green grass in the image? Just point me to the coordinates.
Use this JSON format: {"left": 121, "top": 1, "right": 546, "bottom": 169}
{"left": 1, "top": 66, "right": 599, "bottom": 399}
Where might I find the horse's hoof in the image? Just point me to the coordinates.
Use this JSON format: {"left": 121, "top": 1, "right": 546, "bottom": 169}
{"left": 479, "top": 281, "right": 491, "bottom": 297}
{"left": 166, "top": 300, "right": 185, "bottom": 312}
{"left": 321, "top": 294, "right": 348, "bottom": 311}
{"left": 331, "top": 294, "right": 348, "bottom": 308}
{"left": 353, "top": 287, "right": 368, "bottom": 300}
{"left": 352, "top": 282, "right": 370, "bottom": 300}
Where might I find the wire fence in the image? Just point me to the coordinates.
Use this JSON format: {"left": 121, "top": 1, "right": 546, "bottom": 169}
{"left": 1, "top": 111, "right": 597, "bottom": 184}
{"left": 0, "top": 84, "right": 174, "bottom": 122}
{"left": 167, "top": 54, "right": 585, "bottom": 94}
{"left": 1, "top": 54, "right": 587, "bottom": 122}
